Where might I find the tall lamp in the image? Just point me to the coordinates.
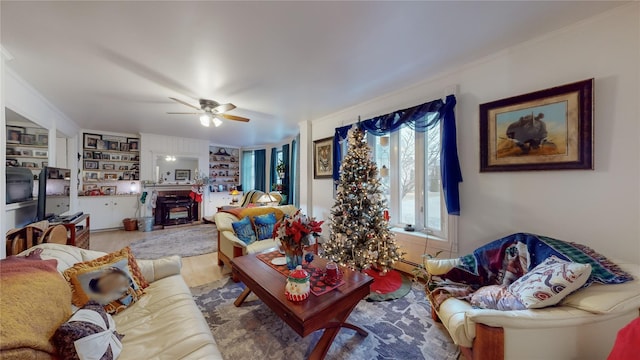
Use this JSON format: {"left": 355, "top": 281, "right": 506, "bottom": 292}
{"left": 256, "top": 193, "right": 278, "bottom": 206}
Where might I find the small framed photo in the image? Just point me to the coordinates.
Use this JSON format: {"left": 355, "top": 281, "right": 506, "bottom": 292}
{"left": 103, "top": 163, "right": 115, "bottom": 170}
{"left": 122, "top": 171, "right": 131, "bottom": 180}
{"left": 100, "top": 186, "right": 117, "bottom": 195}
{"left": 84, "top": 160, "right": 99, "bottom": 170}
{"left": 21, "top": 134, "right": 36, "bottom": 145}
{"left": 120, "top": 142, "right": 130, "bottom": 152}
{"left": 41, "top": 161, "right": 48, "bottom": 168}
{"left": 83, "top": 183, "right": 98, "bottom": 192}
{"left": 37, "top": 134, "right": 49, "bottom": 146}
{"left": 84, "top": 171, "right": 99, "bottom": 181}
{"left": 21, "top": 149, "right": 33, "bottom": 156}
{"left": 34, "top": 150, "right": 48, "bottom": 157}
{"left": 48, "top": 168, "right": 60, "bottom": 179}
{"left": 127, "top": 138, "right": 139, "bottom": 151}
{"left": 121, "top": 154, "right": 130, "bottom": 161}
{"left": 110, "top": 154, "right": 121, "bottom": 161}
{"left": 84, "top": 150, "right": 93, "bottom": 159}
{"left": 7, "top": 159, "right": 19, "bottom": 166}
{"left": 313, "top": 136, "right": 333, "bottom": 179}
{"left": 7, "top": 126, "right": 25, "bottom": 144}
{"left": 109, "top": 141, "right": 119, "bottom": 151}
{"left": 84, "top": 133, "right": 102, "bottom": 149}
{"left": 101, "top": 153, "right": 111, "bottom": 160}
{"left": 104, "top": 173, "right": 118, "bottom": 180}
{"left": 92, "top": 151, "right": 102, "bottom": 159}
{"left": 132, "top": 172, "right": 139, "bottom": 180}
{"left": 6, "top": 148, "right": 17, "bottom": 155}
{"left": 118, "top": 165, "right": 129, "bottom": 171}
{"left": 175, "top": 169, "right": 191, "bottom": 181}
{"left": 130, "top": 164, "right": 139, "bottom": 170}
{"left": 22, "top": 161, "right": 37, "bottom": 168}
{"left": 96, "top": 139, "right": 108, "bottom": 150}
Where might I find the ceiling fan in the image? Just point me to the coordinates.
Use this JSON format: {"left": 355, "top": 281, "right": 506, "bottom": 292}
{"left": 167, "top": 97, "right": 250, "bottom": 127}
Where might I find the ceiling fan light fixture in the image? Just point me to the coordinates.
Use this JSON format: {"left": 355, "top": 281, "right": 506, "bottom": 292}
{"left": 212, "top": 116, "right": 223, "bottom": 127}
{"left": 199, "top": 114, "right": 211, "bottom": 127}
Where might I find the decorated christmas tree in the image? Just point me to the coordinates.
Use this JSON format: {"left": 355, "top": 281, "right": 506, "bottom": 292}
{"left": 324, "top": 126, "right": 404, "bottom": 272}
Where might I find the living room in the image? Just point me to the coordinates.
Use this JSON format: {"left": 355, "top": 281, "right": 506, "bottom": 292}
{"left": 2, "top": 2, "right": 639, "bottom": 360}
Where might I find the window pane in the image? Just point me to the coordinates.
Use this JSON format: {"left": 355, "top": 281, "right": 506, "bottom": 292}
{"left": 425, "top": 124, "right": 442, "bottom": 231}
{"left": 241, "top": 151, "right": 255, "bottom": 189}
{"left": 399, "top": 127, "right": 416, "bottom": 225}
{"left": 369, "top": 135, "right": 391, "bottom": 208}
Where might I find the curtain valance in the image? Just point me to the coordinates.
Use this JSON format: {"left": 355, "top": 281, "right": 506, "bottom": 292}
{"left": 332, "top": 94, "right": 462, "bottom": 215}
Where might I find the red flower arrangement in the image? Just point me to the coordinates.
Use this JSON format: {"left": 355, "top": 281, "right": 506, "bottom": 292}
{"left": 273, "top": 210, "right": 324, "bottom": 248}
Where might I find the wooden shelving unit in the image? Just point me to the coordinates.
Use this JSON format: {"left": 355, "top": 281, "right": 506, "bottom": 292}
{"left": 209, "top": 146, "right": 240, "bottom": 192}
{"left": 6, "top": 126, "right": 51, "bottom": 177}
{"left": 81, "top": 132, "right": 141, "bottom": 194}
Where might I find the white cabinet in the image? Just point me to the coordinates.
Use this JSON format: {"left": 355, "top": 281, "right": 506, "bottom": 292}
{"left": 203, "top": 191, "right": 238, "bottom": 216}
{"left": 79, "top": 196, "right": 139, "bottom": 230}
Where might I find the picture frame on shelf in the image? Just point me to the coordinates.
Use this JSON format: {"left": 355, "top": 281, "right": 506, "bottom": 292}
{"left": 64, "top": 186, "right": 70, "bottom": 196}
{"left": 122, "top": 171, "right": 131, "bottom": 180}
{"left": 121, "top": 154, "right": 130, "bottom": 161}
{"left": 109, "top": 142, "right": 119, "bottom": 151}
{"left": 6, "top": 159, "right": 19, "bottom": 167}
{"left": 131, "top": 155, "right": 139, "bottom": 161}
{"left": 313, "top": 136, "right": 333, "bottom": 179}
{"left": 101, "top": 153, "right": 111, "bottom": 160}
{"left": 96, "top": 139, "right": 108, "bottom": 150}
{"left": 104, "top": 173, "right": 118, "bottom": 180}
{"left": 21, "top": 149, "right": 33, "bottom": 156}
{"left": 92, "top": 151, "right": 102, "bottom": 159}
{"left": 84, "top": 171, "right": 99, "bottom": 181}
{"left": 118, "top": 165, "right": 128, "bottom": 171}
{"left": 130, "top": 164, "right": 139, "bottom": 170}
{"left": 84, "top": 160, "right": 99, "bottom": 170}
{"left": 100, "top": 186, "right": 117, "bottom": 195}
{"left": 103, "top": 163, "right": 115, "bottom": 170}
{"left": 127, "top": 138, "right": 139, "bottom": 151}
{"left": 120, "top": 142, "right": 130, "bottom": 152}
{"left": 48, "top": 168, "right": 60, "bottom": 179}
{"left": 34, "top": 150, "right": 48, "bottom": 157}
{"left": 64, "top": 170, "right": 71, "bottom": 178}
{"left": 175, "top": 169, "right": 191, "bottom": 180}
{"left": 6, "top": 148, "right": 17, "bottom": 155}
{"left": 21, "top": 134, "right": 36, "bottom": 145}
{"left": 132, "top": 172, "right": 139, "bottom": 180}
{"left": 22, "top": 162, "right": 37, "bottom": 168}
{"left": 37, "top": 134, "right": 49, "bottom": 146}
{"left": 7, "top": 126, "right": 25, "bottom": 144}
{"left": 83, "top": 184, "right": 98, "bottom": 192}
{"left": 84, "top": 151, "right": 93, "bottom": 159}
{"left": 110, "top": 154, "right": 121, "bottom": 161}
{"left": 479, "top": 78, "right": 594, "bottom": 172}
{"left": 41, "top": 161, "right": 48, "bottom": 168}
{"left": 83, "top": 133, "right": 102, "bottom": 149}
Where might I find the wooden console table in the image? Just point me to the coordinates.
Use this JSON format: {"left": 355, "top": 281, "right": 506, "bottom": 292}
{"left": 59, "top": 214, "right": 91, "bottom": 249}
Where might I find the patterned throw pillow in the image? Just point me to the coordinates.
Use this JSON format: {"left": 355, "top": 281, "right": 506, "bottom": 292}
{"left": 53, "top": 301, "right": 124, "bottom": 360}
{"left": 253, "top": 212, "right": 277, "bottom": 241}
{"left": 508, "top": 256, "right": 591, "bottom": 309}
{"left": 232, "top": 216, "right": 257, "bottom": 245}
{"left": 63, "top": 247, "right": 148, "bottom": 314}
{"left": 470, "top": 285, "right": 526, "bottom": 311}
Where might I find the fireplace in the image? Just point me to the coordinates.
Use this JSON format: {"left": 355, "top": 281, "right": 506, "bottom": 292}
{"left": 155, "top": 191, "right": 199, "bottom": 227}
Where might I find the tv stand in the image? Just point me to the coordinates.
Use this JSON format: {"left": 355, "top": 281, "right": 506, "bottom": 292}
{"left": 59, "top": 214, "right": 90, "bottom": 249}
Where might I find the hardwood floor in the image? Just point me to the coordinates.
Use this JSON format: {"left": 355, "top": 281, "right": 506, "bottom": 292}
{"left": 90, "top": 228, "right": 230, "bottom": 287}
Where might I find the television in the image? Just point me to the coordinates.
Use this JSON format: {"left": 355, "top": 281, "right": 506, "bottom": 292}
{"left": 37, "top": 166, "right": 71, "bottom": 221}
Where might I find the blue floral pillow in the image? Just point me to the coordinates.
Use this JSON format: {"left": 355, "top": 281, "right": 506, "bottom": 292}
{"left": 253, "top": 212, "right": 277, "bottom": 241}
{"left": 232, "top": 217, "right": 257, "bottom": 245}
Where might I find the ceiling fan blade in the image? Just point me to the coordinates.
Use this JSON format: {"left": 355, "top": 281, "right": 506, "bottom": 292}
{"left": 221, "top": 114, "right": 250, "bottom": 122}
{"left": 166, "top": 112, "right": 201, "bottom": 115}
{"left": 169, "top": 97, "right": 201, "bottom": 110}
{"left": 213, "top": 103, "right": 236, "bottom": 113}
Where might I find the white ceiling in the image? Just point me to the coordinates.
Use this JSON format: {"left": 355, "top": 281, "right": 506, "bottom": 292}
{"left": 1, "top": 1, "right": 624, "bottom": 147}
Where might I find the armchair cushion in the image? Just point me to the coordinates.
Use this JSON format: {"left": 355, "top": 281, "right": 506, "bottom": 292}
{"left": 231, "top": 217, "right": 257, "bottom": 245}
{"left": 136, "top": 256, "right": 182, "bottom": 283}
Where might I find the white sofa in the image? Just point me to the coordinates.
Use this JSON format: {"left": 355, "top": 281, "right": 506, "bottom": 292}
{"left": 214, "top": 205, "right": 297, "bottom": 280}
{"left": 20, "top": 243, "right": 222, "bottom": 360}
{"left": 427, "top": 259, "right": 640, "bottom": 360}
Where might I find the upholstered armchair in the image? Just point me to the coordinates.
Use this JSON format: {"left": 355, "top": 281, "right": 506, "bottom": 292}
{"left": 214, "top": 205, "right": 297, "bottom": 281}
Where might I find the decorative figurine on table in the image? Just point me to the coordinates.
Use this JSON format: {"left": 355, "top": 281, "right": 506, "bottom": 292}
{"left": 285, "top": 266, "right": 310, "bottom": 302}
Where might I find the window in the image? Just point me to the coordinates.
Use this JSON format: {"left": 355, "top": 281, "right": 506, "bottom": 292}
{"left": 241, "top": 150, "right": 255, "bottom": 190}
{"left": 368, "top": 120, "right": 446, "bottom": 239}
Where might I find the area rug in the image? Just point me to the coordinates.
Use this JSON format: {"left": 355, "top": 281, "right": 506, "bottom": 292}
{"left": 129, "top": 224, "right": 217, "bottom": 259}
{"left": 191, "top": 278, "right": 459, "bottom": 360}
{"left": 364, "top": 269, "right": 413, "bottom": 302}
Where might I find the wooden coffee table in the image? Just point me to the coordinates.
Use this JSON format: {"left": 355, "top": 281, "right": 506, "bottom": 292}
{"left": 231, "top": 252, "right": 373, "bottom": 360}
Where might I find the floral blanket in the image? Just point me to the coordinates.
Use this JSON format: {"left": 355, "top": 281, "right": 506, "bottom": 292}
{"left": 430, "top": 233, "right": 633, "bottom": 309}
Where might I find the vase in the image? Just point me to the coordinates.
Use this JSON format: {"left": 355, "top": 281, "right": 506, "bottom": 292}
{"left": 282, "top": 243, "right": 304, "bottom": 270}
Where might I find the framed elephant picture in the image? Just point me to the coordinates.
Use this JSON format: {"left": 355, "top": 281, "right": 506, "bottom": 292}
{"left": 480, "top": 79, "right": 593, "bottom": 172}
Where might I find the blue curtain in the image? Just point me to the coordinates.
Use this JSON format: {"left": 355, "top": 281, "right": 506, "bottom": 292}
{"left": 291, "top": 138, "right": 298, "bottom": 206}
{"left": 333, "top": 95, "right": 461, "bottom": 215}
{"left": 254, "top": 149, "right": 266, "bottom": 192}
{"left": 269, "top": 147, "right": 277, "bottom": 191}
{"left": 282, "top": 144, "right": 290, "bottom": 204}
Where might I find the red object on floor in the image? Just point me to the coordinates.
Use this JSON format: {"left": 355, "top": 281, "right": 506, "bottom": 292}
{"left": 364, "top": 269, "right": 403, "bottom": 294}
{"left": 608, "top": 317, "right": 640, "bottom": 360}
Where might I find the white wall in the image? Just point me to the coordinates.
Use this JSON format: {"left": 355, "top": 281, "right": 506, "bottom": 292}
{"left": 304, "top": 4, "right": 640, "bottom": 263}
